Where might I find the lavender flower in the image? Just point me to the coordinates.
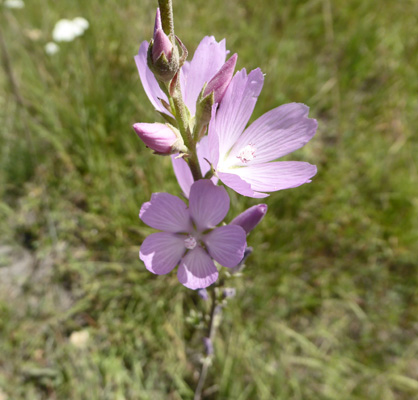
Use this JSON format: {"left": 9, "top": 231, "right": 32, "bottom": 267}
{"left": 139, "top": 180, "right": 246, "bottom": 289}
{"left": 208, "top": 69, "right": 318, "bottom": 198}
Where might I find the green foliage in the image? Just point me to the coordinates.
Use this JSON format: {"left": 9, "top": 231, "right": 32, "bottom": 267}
{"left": 0, "top": 0, "right": 417, "bottom": 399}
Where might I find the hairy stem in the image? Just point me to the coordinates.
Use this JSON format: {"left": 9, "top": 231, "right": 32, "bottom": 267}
{"left": 158, "top": 0, "right": 175, "bottom": 39}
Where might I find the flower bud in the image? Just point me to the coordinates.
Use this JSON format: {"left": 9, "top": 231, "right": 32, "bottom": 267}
{"left": 195, "top": 54, "right": 237, "bottom": 126}
{"left": 230, "top": 204, "right": 267, "bottom": 234}
{"left": 203, "top": 53, "right": 237, "bottom": 104}
{"left": 147, "top": 9, "right": 179, "bottom": 82}
{"left": 133, "top": 122, "right": 186, "bottom": 155}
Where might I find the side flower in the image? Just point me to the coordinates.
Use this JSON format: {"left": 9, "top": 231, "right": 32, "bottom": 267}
{"left": 139, "top": 180, "right": 246, "bottom": 289}
{"left": 208, "top": 68, "right": 318, "bottom": 198}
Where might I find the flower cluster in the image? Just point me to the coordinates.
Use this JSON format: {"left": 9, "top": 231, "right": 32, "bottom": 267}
{"left": 134, "top": 7, "right": 317, "bottom": 289}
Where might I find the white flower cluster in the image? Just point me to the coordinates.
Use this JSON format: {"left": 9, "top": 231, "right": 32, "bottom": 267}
{"left": 45, "top": 17, "right": 89, "bottom": 55}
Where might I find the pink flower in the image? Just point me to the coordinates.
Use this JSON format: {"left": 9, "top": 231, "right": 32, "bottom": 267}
{"left": 208, "top": 68, "right": 318, "bottom": 198}
{"left": 135, "top": 36, "right": 229, "bottom": 117}
{"left": 139, "top": 180, "right": 246, "bottom": 289}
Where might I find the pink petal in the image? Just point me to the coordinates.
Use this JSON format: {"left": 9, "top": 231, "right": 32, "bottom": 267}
{"left": 197, "top": 136, "right": 218, "bottom": 186}
{"left": 171, "top": 136, "right": 218, "bottom": 199}
{"left": 177, "top": 247, "right": 218, "bottom": 289}
{"left": 140, "top": 232, "right": 186, "bottom": 275}
{"left": 203, "top": 225, "right": 247, "bottom": 267}
{"left": 228, "top": 103, "right": 317, "bottom": 166}
{"left": 183, "top": 36, "right": 227, "bottom": 115}
{"left": 233, "top": 161, "right": 317, "bottom": 194}
{"left": 139, "top": 192, "right": 191, "bottom": 232}
{"left": 171, "top": 154, "right": 194, "bottom": 198}
{"left": 210, "top": 68, "right": 264, "bottom": 163}
{"left": 189, "top": 180, "right": 229, "bottom": 231}
{"left": 217, "top": 171, "right": 268, "bottom": 198}
{"left": 134, "top": 41, "right": 170, "bottom": 115}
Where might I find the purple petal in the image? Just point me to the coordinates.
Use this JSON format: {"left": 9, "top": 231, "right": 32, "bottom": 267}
{"left": 140, "top": 232, "right": 186, "bottom": 275}
{"left": 211, "top": 68, "right": 264, "bottom": 163}
{"left": 177, "top": 246, "right": 218, "bottom": 289}
{"left": 189, "top": 180, "right": 229, "bottom": 231}
{"left": 203, "top": 225, "right": 247, "bottom": 267}
{"left": 233, "top": 161, "right": 317, "bottom": 193}
{"left": 183, "top": 37, "right": 227, "bottom": 115}
{"left": 227, "top": 103, "right": 317, "bottom": 166}
{"left": 134, "top": 41, "right": 170, "bottom": 115}
{"left": 171, "top": 154, "right": 194, "bottom": 198}
{"left": 230, "top": 204, "right": 268, "bottom": 234}
{"left": 197, "top": 136, "right": 218, "bottom": 186}
{"left": 171, "top": 137, "right": 218, "bottom": 198}
{"left": 217, "top": 171, "right": 268, "bottom": 198}
{"left": 139, "top": 192, "right": 191, "bottom": 232}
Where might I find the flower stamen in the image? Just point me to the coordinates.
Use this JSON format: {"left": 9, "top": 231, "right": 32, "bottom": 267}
{"left": 237, "top": 144, "right": 256, "bottom": 163}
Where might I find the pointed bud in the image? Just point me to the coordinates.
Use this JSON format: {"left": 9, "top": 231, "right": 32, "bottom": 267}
{"left": 147, "top": 9, "right": 179, "bottom": 83}
{"left": 153, "top": 8, "right": 162, "bottom": 35}
{"left": 152, "top": 29, "right": 173, "bottom": 63}
{"left": 230, "top": 204, "right": 267, "bottom": 234}
{"left": 203, "top": 53, "right": 237, "bottom": 104}
{"left": 133, "top": 122, "right": 186, "bottom": 155}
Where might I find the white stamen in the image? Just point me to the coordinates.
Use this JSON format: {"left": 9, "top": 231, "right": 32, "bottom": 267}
{"left": 237, "top": 144, "right": 256, "bottom": 163}
{"left": 184, "top": 235, "right": 197, "bottom": 250}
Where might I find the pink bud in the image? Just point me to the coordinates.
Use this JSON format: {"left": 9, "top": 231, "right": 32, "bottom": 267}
{"left": 153, "top": 8, "right": 162, "bottom": 36}
{"left": 133, "top": 123, "right": 178, "bottom": 154}
{"left": 230, "top": 204, "right": 267, "bottom": 234}
{"left": 152, "top": 29, "right": 173, "bottom": 63}
{"left": 203, "top": 53, "right": 238, "bottom": 103}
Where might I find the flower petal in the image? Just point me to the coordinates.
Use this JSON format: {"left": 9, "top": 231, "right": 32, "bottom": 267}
{"left": 171, "top": 136, "right": 218, "bottom": 198}
{"left": 177, "top": 247, "right": 218, "bottom": 289}
{"left": 189, "top": 180, "right": 229, "bottom": 231}
{"left": 227, "top": 103, "right": 317, "bottom": 166}
{"left": 233, "top": 161, "right": 317, "bottom": 194}
{"left": 217, "top": 171, "right": 268, "bottom": 198}
{"left": 211, "top": 68, "right": 264, "bottom": 164}
{"left": 171, "top": 154, "right": 194, "bottom": 198}
{"left": 140, "top": 232, "right": 186, "bottom": 275}
{"left": 183, "top": 36, "right": 227, "bottom": 115}
{"left": 135, "top": 41, "right": 170, "bottom": 115}
{"left": 203, "top": 225, "right": 247, "bottom": 267}
{"left": 140, "top": 192, "right": 191, "bottom": 232}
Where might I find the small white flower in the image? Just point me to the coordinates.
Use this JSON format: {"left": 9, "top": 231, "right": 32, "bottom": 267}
{"left": 4, "top": 0, "right": 25, "bottom": 9}
{"left": 52, "top": 17, "right": 89, "bottom": 42}
{"left": 45, "top": 42, "right": 59, "bottom": 55}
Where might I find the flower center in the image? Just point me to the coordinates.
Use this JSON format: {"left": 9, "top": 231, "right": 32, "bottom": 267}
{"left": 237, "top": 144, "right": 256, "bottom": 163}
{"left": 184, "top": 235, "right": 197, "bottom": 250}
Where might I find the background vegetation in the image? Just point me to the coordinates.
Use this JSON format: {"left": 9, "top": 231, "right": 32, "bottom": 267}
{"left": 1, "top": 0, "right": 417, "bottom": 398}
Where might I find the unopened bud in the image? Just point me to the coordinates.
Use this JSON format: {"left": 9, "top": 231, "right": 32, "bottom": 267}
{"left": 147, "top": 9, "right": 179, "bottom": 82}
{"left": 133, "top": 122, "right": 186, "bottom": 155}
{"left": 203, "top": 53, "right": 237, "bottom": 104}
{"left": 195, "top": 54, "right": 237, "bottom": 126}
{"left": 230, "top": 204, "right": 267, "bottom": 234}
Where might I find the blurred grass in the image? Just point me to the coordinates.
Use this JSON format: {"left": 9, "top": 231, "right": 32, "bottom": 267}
{"left": 0, "top": 0, "right": 417, "bottom": 399}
